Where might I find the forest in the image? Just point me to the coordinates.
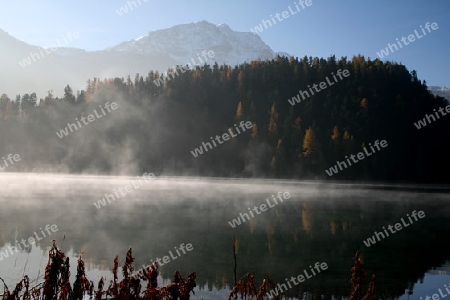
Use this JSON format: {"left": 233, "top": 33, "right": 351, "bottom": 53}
{"left": 0, "top": 55, "right": 448, "bottom": 182}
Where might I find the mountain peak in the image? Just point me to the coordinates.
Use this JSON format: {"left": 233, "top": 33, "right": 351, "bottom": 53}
{"left": 107, "top": 21, "right": 278, "bottom": 67}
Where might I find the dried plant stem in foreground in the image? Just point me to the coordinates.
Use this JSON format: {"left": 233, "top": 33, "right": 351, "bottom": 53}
{"left": 349, "top": 251, "right": 376, "bottom": 300}
{"left": 0, "top": 241, "right": 196, "bottom": 300}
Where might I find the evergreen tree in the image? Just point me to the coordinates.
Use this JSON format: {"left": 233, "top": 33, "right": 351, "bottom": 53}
{"left": 63, "top": 85, "right": 76, "bottom": 104}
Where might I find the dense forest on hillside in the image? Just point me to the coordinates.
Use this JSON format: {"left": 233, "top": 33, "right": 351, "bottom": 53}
{"left": 0, "top": 55, "right": 448, "bottom": 182}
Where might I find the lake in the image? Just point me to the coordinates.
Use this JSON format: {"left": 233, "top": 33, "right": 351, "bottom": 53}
{"left": 0, "top": 173, "right": 449, "bottom": 299}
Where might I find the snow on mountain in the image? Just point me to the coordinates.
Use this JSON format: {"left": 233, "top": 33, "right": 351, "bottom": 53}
{"left": 106, "top": 21, "right": 277, "bottom": 67}
{"left": 429, "top": 86, "right": 450, "bottom": 101}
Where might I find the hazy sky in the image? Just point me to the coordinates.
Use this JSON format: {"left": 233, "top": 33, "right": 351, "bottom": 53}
{"left": 1, "top": 0, "right": 449, "bottom": 86}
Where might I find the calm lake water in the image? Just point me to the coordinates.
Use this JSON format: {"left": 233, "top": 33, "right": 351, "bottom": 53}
{"left": 0, "top": 173, "right": 449, "bottom": 299}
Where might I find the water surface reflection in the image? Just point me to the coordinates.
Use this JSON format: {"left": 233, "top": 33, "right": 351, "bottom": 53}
{"left": 0, "top": 174, "right": 449, "bottom": 299}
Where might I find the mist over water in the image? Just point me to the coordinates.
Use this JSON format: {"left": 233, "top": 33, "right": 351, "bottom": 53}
{"left": 0, "top": 173, "right": 449, "bottom": 299}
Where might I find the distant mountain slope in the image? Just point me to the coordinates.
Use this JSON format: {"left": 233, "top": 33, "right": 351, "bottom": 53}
{"left": 0, "top": 21, "right": 283, "bottom": 97}
{"left": 429, "top": 86, "right": 450, "bottom": 101}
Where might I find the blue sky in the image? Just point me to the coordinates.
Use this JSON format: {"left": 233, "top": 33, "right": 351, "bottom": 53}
{"left": 1, "top": 0, "right": 449, "bottom": 86}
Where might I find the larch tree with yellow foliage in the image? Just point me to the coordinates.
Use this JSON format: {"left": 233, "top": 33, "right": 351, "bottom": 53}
{"left": 301, "top": 126, "right": 323, "bottom": 173}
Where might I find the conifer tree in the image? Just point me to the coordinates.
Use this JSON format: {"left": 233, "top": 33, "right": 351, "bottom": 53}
{"left": 251, "top": 124, "right": 258, "bottom": 140}
{"left": 235, "top": 101, "right": 243, "bottom": 120}
{"left": 302, "top": 127, "right": 318, "bottom": 158}
{"left": 268, "top": 102, "right": 279, "bottom": 136}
